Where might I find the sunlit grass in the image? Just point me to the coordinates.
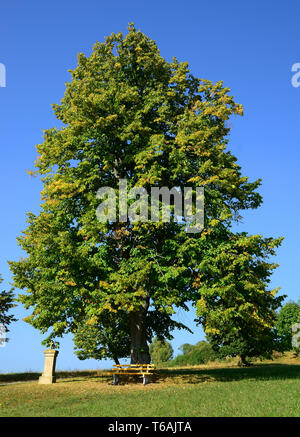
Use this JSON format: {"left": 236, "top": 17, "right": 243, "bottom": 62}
{"left": 1, "top": 354, "right": 300, "bottom": 417}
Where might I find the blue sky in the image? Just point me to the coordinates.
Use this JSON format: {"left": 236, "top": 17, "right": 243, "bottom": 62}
{"left": 0, "top": 0, "right": 299, "bottom": 373}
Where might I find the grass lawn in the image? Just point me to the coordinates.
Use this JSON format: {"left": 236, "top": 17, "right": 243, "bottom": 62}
{"left": 0, "top": 355, "right": 300, "bottom": 417}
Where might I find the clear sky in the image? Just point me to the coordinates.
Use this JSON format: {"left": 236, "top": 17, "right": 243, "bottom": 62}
{"left": 0, "top": 0, "right": 299, "bottom": 373}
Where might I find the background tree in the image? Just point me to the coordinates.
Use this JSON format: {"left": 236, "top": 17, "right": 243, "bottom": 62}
{"left": 0, "top": 275, "right": 17, "bottom": 345}
{"left": 149, "top": 337, "right": 173, "bottom": 364}
{"left": 172, "top": 340, "right": 218, "bottom": 366}
{"left": 9, "top": 24, "right": 279, "bottom": 363}
{"left": 275, "top": 301, "right": 300, "bottom": 353}
{"left": 178, "top": 343, "right": 194, "bottom": 355}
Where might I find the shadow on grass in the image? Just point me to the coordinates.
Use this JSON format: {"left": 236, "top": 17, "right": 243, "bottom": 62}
{"left": 54, "top": 363, "right": 300, "bottom": 386}
{"left": 151, "top": 363, "right": 300, "bottom": 385}
{"left": 1, "top": 364, "right": 299, "bottom": 385}
{"left": 0, "top": 370, "right": 110, "bottom": 384}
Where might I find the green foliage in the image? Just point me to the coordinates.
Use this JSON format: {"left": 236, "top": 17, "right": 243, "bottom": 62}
{"left": 275, "top": 301, "right": 300, "bottom": 353}
{"left": 178, "top": 343, "right": 194, "bottom": 355}
{"left": 171, "top": 341, "right": 218, "bottom": 366}
{"left": 0, "top": 275, "right": 17, "bottom": 341}
{"left": 149, "top": 337, "right": 173, "bottom": 364}
{"left": 8, "top": 24, "right": 280, "bottom": 362}
{"left": 195, "top": 231, "right": 285, "bottom": 365}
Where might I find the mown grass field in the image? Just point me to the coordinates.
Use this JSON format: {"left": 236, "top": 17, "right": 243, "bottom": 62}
{"left": 0, "top": 354, "right": 300, "bottom": 417}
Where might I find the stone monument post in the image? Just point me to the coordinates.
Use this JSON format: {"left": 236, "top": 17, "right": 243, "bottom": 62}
{"left": 38, "top": 342, "right": 59, "bottom": 384}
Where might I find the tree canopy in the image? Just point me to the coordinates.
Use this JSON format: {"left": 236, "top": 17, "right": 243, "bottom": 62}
{"left": 9, "top": 23, "right": 281, "bottom": 363}
{"left": 73, "top": 311, "right": 131, "bottom": 364}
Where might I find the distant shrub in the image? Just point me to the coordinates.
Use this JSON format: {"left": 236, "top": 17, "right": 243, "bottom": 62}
{"left": 275, "top": 301, "right": 300, "bottom": 354}
{"left": 178, "top": 343, "right": 194, "bottom": 355}
{"left": 149, "top": 337, "right": 173, "bottom": 364}
{"left": 169, "top": 341, "right": 219, "bottom": 367}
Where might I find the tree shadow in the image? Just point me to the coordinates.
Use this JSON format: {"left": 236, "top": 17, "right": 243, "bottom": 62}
{"left": 55, "top": 370, "right": 112, "bottom": 383}
{"left": 152, "top": 363, "right": 300, "bottom": 385}
{"left": 2, "top": 364, "right": 299, "bottom": 386}
{"left": 0, "top": 372, "right": 41, "bottom": 383}
{"left": 0, "top": 370, "right": 110, "bottom": 384}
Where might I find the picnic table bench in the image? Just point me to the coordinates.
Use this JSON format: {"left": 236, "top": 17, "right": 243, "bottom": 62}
{"left": 110, "top": 364, "right": 155, "bottom": 385}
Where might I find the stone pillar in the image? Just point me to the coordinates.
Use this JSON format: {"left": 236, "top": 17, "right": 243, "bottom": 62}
{"left": 38, "top": 349, "right": 59, "bottom": 384}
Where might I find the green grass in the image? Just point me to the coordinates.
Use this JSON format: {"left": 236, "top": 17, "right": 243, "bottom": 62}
{"left": 1, "top": 358, "right": 300, "bottom": 417}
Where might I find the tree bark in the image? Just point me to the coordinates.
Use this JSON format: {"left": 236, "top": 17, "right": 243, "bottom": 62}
{"left": 130, "top": 298, "right": 151, "bottom": 364}
{"left": 237, "top": 354, "right": 251, "bottom": 367}
{"left": 113, "top": 356, "right": 120, "bottom": 365}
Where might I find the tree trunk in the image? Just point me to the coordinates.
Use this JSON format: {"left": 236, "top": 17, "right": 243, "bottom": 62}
{"left": 113, "top": 356, "right": 120, "bottom": 365}
{"left": 237, "top": 354, "right": 251, "bottom": 367}
{"left": 130, "top": 298, "right": 151, "bottom": 364}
